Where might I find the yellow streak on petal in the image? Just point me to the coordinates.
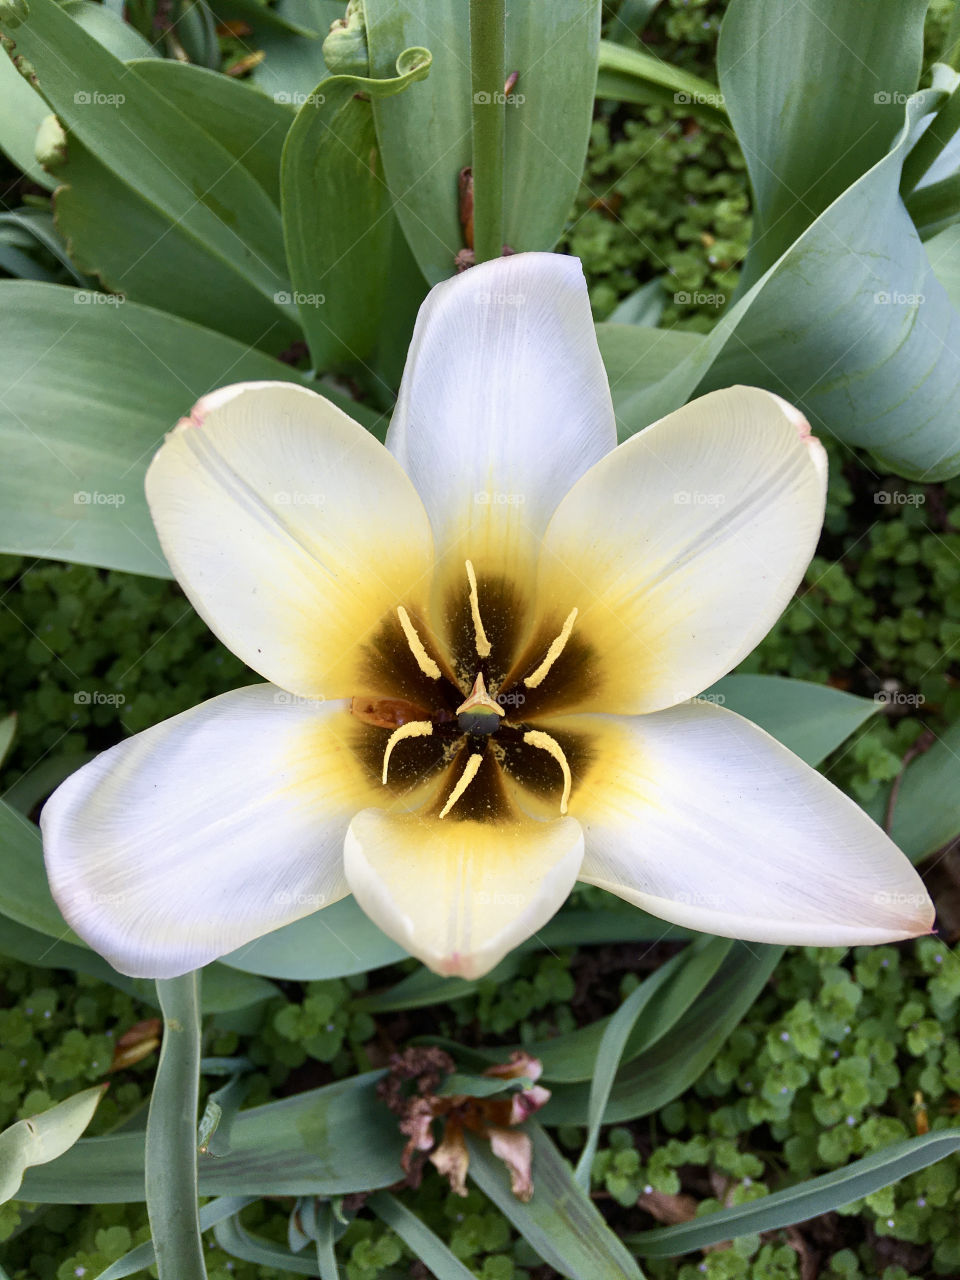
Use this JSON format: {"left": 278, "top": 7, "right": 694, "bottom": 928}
{"left": 522, "top": 730, "right": 572, "bottom": 815}
{"left": 523, "top": 608, "right": 579, "bottom": 689}
{"left": 465, "top": 559, "right": 492, "bottom": 658}
{"left": 438, "top": 752, "right": 484, "bottom": 819}
{"left": 397, "top": 606, "right": 442, "bottom": 680}
{"left": 381, "top": 719, "right": 434, "bottom": 784}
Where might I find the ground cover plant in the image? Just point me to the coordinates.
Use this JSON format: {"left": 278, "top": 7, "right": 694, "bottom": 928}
{"left": 2, "top": 0, "right": 960, "bottom": 1277}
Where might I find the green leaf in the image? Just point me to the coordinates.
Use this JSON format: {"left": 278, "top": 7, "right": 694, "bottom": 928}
{"left": 544, "top": 943, "right": 782, "bottom": 1124}
{"left": 595, "top": 39, "right": 728, "bottom": 130}
{"left": 924, "top": 222, "right": 960, "bottom": 307}
{"left": 249, "top": 0, "right": 346, "bottom": 101}
{"left": 98, "top": 1197, "right": 256, "bottom": 1280}
{"left": 364, "top": 0, "right": 600, "bottom": 284}
{"left": 0, "top": 281, "right": 378, "bottom": 575}
{"left": 719, "top": 0, "right": 927, "bottom": 288}
{"left": 129, "top": 59, "right": 293, "bottom": 203}
{"left": 0, "top": 45, "right": 54, "bottom": 188}
{"left": 882, "top": 717, "right": 960, "bottom": 862}
{"left": 281, "top": 48, "right": 432, "bottom": 373}
{"left": 222, "top": 896, "right": 407, "bottom": 979}
{"left": 213, "top": 1212, "right": 329, "bottom": 1274}
{"left": 61, "top": 0, "right": 161, "bottom": 59}
{"left": 706, "top": 675, "right": 877, "bottom": 767}
{"left": 2, "top": 0, "right": 296, "bottom": 350}
{"left": 0, "top": 714, "right": 14, "bottom": 766}
{"left": 613, "top": 88, "right": 960, "bottom": 480}
{"left": 597, "top": 323, "right": 705, "bottom": 432}
{"left": 18, "top": 1071, "right": 403, "bottom": 1202}
{"left": 369, "top": 1192, "right": 477, "bottom": 1279}
{"left": 146, "top": 973, "right": 206, "bottom": 1280}
{"left": 628, "top": 1131, "right": 960, "bottom": 1257}
{"left": 0, "top": 1085, "right": 105, "bottom": 1205}
{"left": 467, "top": 1122, "right": 644, "bottom": 1279}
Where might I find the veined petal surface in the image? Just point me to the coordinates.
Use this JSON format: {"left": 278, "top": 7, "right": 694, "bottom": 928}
{"left": 562, "top": 702, "right": 934, "bottom": 945}
{"left": 146, "top": 381, "right": 435, "bottom": 700}
{"left": 528, "top": 387, "right": 827, "bottom": 715}
{"left": 41, "top": 685, "right": 380, "bottom": 977}
{"left": 344, "top": 805, "right": 584, "bottom": 978}
{"left": 386, "top": 253, "right": 616, "bottom": 590}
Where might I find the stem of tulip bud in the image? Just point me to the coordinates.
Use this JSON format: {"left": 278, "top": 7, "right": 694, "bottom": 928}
{"left": 145, "top": 971, "right": 207, "bottom": 1280}
{"left": 469, "top": 0, "right": 506, "bottom": 264}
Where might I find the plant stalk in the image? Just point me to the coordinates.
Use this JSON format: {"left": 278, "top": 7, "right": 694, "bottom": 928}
{"left": 470, "top": 0, "right": 506, "bottom": 263}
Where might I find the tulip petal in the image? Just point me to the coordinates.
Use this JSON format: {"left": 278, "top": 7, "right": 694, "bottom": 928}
{"left": 343, "top": 807, "right": 584, "bottom": 979}
{"left": 146, "top": 381, "right": 434, "bottom": 700}
{"left": 563, "top": 702, "right": 934, "bottom": 945}
{"left": 41, "top": 685, "right": 382, "bottom": 978}
{"left": 526, "top": 386, "right": 827, "bottom": 715}
{"left": 386, "top": 253, "right": 616, "bottom": 585}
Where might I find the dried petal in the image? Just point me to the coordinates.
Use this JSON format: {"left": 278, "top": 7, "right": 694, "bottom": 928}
{"left": 488, "top": 1127, "right": 535, "bottom": 1202}
{"left": 429, "top": 1121, "right": 470, "bottom": 1197}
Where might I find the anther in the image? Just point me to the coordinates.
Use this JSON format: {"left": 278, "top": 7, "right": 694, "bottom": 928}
{"left": 381, "top": 719, "right": 433, "bottom": 784}
{"left": 523, "top": 608, "right": 579, "bottom": 689}
{"left": 438, "top": 752, "right": 484, "bottom": 818}
{"left": 465, "top": 559, "right": 492, "bottom": 658}
{"left": 397, "top": 606, "right": 442, "bottom": 679}
{"left": 522, "top": 729, "right": 572, "bottom": 814}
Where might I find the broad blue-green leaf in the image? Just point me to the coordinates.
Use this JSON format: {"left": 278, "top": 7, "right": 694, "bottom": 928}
{"left": 467, "top": 1122, "right": 644, "bottom": 1279}
{"left": 597, "top": 323, "right": 704, "bottom": 433}
{"left": 214, "top": 1213, "right": 330, "bottom": 1274}
{"left": 18, "top": 1072, "right": 402, "bottom": 1202}
{"left": 629, "top": 1130, "right": 960, "bottom": 1257}
{"left": 369, "top": 1193, "right": 477, "bottom": 1280}
{"left": 926, "top": 222, "right": 960, "bottom": 306}
{"left": 281, "top": 47, "right": 432, "bottom": 373}
{"left": 606, "top": 278, "right": 666, "bottom": 326}
{"left": 706, "top": 675, "right": 877, "bottom": 767}
{"left": 877, "top": 717, "right": 960, "bottom": 863}
{"left": 0, "top": 282, "right": 378, "bottom": 575}
{"left": 595, "top": 38, "right": 728, "bottom": 130}
{"left": 612, "top": 88, "right": 960, "bottom": 480}
{"left": 0, "top": 715, "right": 14, "bottom": 766}
{"left": 365, "top": 0, "right": 600, "bottom": 284}
{"left": 0, "top": 209, "right": 87, "bottom": 284}
{"left": 61, "top": 0, "right": 161, "bottom": 59}
{"left": 720, "top": 0, "right": 927, "bottom": 288}
{"left": 129, "top": 59, "right": 293, "bottom": 202}
{"left": 98, "top": 1197, "right": 256, "bottom": 1280}
{"left": 0, "top": 46, "right": 54, "bottom": 188}
{"left": 1, "top": 0, "right": 296, "bottom": 348}
{"left": 0, "top": 1085, "right": 105, "bottom": 1205}
{"left": 223, "top": 897, "right": 407, "bottom": 979}
{"left": 544, "top": 943, "right": 782, "bottom": 1124}
{"left": 249, "top": 0, "right": 345, "bottom": 101}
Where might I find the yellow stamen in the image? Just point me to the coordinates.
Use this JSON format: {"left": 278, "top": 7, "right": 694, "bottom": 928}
{"left": 465, "top": 559, "right": 492, "bottom": 659}
{"left": 438, "top": 752, "right": 484, "bottom": 818}
{"left": 455, "top": 671, "right": 505, "bottom": 719}
{"left": 523, "top": 608, "right": 579, "bottom": 689}
{"left": 397, "top": 606, "right": 442, "bottom": 679}
{"left": 522, "top": 730, "right": 572, "bottom": 814}
{"left": 381, "top": 719, "right": 433, "bottom": 784}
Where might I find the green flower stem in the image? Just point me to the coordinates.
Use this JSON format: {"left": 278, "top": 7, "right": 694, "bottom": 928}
{"left": 145, "top": 971, "right": 207, "bottom": 1280}
{"left": 470, "top": 0, "right": 506, "bottom": 263}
